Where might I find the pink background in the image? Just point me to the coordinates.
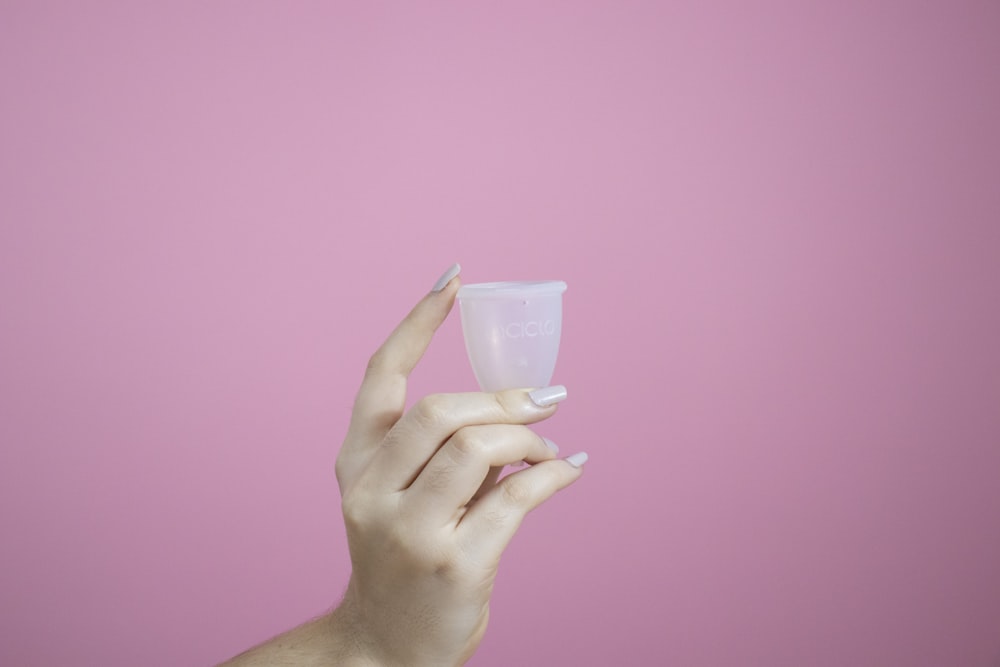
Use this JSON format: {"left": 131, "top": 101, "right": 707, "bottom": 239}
{"left": 2, "top": 2, "right": 999, "bottom": 665}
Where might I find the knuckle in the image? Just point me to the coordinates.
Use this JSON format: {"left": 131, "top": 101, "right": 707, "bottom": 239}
{"left": 364, "top": 349, "right": 387, "bottom": 377}
{"left": 422, "top": 462, "right": 457, "bottom": 492}
{"left": 413, "top": 394, "right": 451, "bottom": 427}
{"left": 340, "top": 492, "right": 368, "bottom": 529}
{"left": 499, "top": 475, "right": 534, "bottom": 508}
{"left": 449, "top": 428, "right": 487, "bottom": 458}
{"left": 334, "top": 457, "right": 350, "bottom": 487}
{"left": 429, "top": 544, "right": 460, "bottom": 573}
{"left": 483, "top": 506, "right": 511, "bottom": 531}
{"left": 492, "top": 391, "right": 520, "bottom": 420}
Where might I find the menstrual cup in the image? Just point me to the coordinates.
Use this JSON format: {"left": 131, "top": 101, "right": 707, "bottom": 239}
{"left": 456, "top": 281, "right": 567, "bottom": 391}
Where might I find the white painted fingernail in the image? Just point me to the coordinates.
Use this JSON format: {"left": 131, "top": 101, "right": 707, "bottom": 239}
{"left": 431, "top": 262, "right": 461, "bottom": 292}
{"left": 543, "top": 437, "right": 559, "bottom": 454}
{"left": 565, "top": 452, "right": 588, "bottom": 468}
{"left": 528, "top": 385, "right": 567, "bottom": 407}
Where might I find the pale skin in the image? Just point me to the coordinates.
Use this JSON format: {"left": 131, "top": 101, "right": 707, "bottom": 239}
{"left": 219, "top": 266, "right": 587, "bottom": 667}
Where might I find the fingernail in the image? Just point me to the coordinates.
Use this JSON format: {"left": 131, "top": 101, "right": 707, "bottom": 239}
{"left": 431, "top": 262, "right": 461, "bottom": 292}
{"left": 528, "top": 385, "right": 567, "bottom": 407}
{"left": 542, "top": 437, "right": 559, "bottom": 454}
{"left": 565, "top": 452, "right": 588, "bottom": 468}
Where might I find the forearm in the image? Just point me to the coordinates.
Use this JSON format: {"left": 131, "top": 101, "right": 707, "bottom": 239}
{"left": 217, "top": 607, "right": 376, "bottom": 667}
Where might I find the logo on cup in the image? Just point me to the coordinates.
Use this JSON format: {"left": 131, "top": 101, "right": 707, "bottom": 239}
{"left": 498, "top": 320, "right": 556, "bottom": 339}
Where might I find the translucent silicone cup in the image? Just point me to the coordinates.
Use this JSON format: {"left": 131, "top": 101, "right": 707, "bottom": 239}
{"left": 457, "top": 281, "right": 567, "bottom": 391}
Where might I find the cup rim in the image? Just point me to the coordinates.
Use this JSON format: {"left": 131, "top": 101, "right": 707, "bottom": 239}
{"left": 457, "top": 280, "right": 567, "bottom": 299}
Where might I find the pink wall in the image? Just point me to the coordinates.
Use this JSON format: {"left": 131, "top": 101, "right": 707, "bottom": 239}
{"left": 2, "top": 2, "right": 999, "bottom": 665}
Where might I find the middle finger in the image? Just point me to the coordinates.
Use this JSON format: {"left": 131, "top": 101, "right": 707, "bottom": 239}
{"left": 366, "top": 387, "right": 565, "bottom": 491}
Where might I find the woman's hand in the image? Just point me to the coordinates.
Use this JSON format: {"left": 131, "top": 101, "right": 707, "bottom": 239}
{"left": 333, "top": 265, "right": 587, "bottom": 667}
{"left": 218, "top": 265, "right": 587, "bottom": 667}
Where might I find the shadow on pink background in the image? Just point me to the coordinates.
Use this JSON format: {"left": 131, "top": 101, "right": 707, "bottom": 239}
{"left": 2, "top": 2, "right": 999, "bottom": 665}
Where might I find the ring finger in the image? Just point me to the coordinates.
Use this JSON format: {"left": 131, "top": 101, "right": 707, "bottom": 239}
{"left": 404, "top": 424, "right": 558, "bottom": 524}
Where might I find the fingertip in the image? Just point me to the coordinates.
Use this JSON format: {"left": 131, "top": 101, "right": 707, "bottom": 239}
{"left": 410, "top": 264, "right": 461, "bottom": 327}
{"left": 430, "top": 262, "right": 462, "bottom": 293}
{"left": 564, "top": 451, "right": 588, "bottom": 468}
{"left": 528, "top": 385, "right": 568, "bottom": 408}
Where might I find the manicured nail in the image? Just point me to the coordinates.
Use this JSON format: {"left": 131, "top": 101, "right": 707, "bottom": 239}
{"left": 542, "top": 437, "right": 559, "bottom": 454}
{"left": 528, "top": 385, "right": 567, "bottom": 407}
{"left": 431, "top": 262, "right": 461, "bottom": 292}
{"left": 565, "top": 452, "right": 588, "bottom": 468}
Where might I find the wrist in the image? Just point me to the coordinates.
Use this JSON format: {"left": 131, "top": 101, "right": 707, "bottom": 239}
{"left": 326, "top": 602, "right": 383, "bottom": 667}
{"left": 332, "top": 584, "right": 471, "bottom": 667}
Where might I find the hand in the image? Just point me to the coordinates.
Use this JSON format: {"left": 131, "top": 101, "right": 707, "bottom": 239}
{"left": 332, "top": 266, "right": 587, "bottom": 667}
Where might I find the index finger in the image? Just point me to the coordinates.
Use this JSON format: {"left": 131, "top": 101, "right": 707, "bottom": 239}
{"left": 348, "top": 263, "right": 462, "bottom": 444}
